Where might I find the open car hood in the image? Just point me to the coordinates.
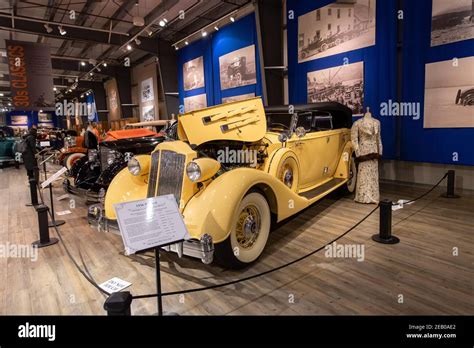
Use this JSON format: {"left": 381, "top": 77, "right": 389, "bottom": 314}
{"left": 178, "top": 97, "right": 266, "bottom": 146}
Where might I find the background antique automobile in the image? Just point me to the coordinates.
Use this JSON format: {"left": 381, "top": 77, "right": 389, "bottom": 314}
{"left": 94, "top": 98, "right": 354, "bottom": 269}
{"left": 0, "top": 126, "right": 21, "bottom": 168}
{"left": 56, "top": 130, "right": 88, "bottom": 170}
{"left": 65, "top": 120, "right": 176, "bottom": 198}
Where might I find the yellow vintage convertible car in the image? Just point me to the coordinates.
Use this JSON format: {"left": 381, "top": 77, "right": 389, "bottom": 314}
{"left": 89, "top": 97, "right": 355, "bottom": 268}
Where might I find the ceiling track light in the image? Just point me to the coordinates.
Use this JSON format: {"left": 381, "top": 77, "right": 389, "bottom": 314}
{"left": 126, "top": 44, "right": 132, "bottom": 51}
{"left": 174, "top": 45, "right": 178, "bottom": 51}
{"left": 230, "top": 16, "right": 235, "bottom": 22}
{"left": 58, "top": 25, "right": 67, "bottom": 35}
{"left": 146, "top": 29, "right": 153, "bottom": 36}
{"left": 134, "top": 38, "right": 141, "bottom": 45}
{"left": 103, "top": 62, "right": 107, "bottom": 67}
{"left": 80, "top": 61, "right": 86, "bottom": 66}
{"left": 202, "top": 30, "right": 207, "bottom": 37}
{"left": 214, "top": 26, "right": 219, "bottom": 31}
{"left": 159, "top": 18, "right": 168, "bottom": 27}
{"left": 185, "top": 41, "right": 189, "bottom": 45}
{"left": 43, "top": 23, "right": 52, "bottom": 33}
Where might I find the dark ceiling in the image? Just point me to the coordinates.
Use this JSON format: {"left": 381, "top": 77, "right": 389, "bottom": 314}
{"left": 0, "top": 0, "right": 251, "bottom": 105}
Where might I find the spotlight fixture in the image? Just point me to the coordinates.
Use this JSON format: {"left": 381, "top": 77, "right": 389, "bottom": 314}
{"left": 43, "top": 23, "right": 52, "bottom": 33}
{"left": 146, "top": 29, "right": 153, "bottom": 36}
{"left": 8, "top": 102, "right": 11, "bottom": 106}
{"left": 97, "top": 67, "right": 101, "bottom": 72}
{"left": 174, "top": 45, "right": 178, "bottom": 51}
{"left": 134, "top": 38, "right": 141, "bottom": 45}
{"left": 185, "top": 41, "right": 189, "bottom": 45}
{"left": 230, "top": 16, "right": 235, "bottom": 22}
{"left": 88, "top": 58, "right": 97, "bottom": 65}
{"left": 0, "top": 93, "right": 3, "bottom": 96}
{"left": 53, "top": 87, "right": 57, "bottom": 91}
{"left": 103, "top": 62, "right": 107, "bottom": 67}
{"left": 39, "top": 109, "right": 43, "bottom": 113}
{"left": 214, "top": 26, "right": 219, "bottom": 31}
{"left": 202, "top": 31, "right": 208, "bottom": 37}
{"left": 159, "top": 18, "right": 168, "bottom": 27}
{"left": 80, "top": 61, "right": 86, "bottom": 66}
{"left": 126, "top": 44, "right": 132, "bottom": 51}
{"left": 58, "top": 25, "right": 67, "bottom": 35}
{"left": 89, "top": 72, "right": 94, "bottom": 76}
{"left": 80, "top": 94, "right": 84, "bottom": 98}
{"left": 68, "top": 89, "right": 72, "bottom": 92}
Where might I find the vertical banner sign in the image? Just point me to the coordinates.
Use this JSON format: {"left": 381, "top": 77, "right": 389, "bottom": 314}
{"left": 6, "top": 40, "right": 55, "bottom": 111}
{"left": 86, "top": 93, "right": 99, "bottom": 122}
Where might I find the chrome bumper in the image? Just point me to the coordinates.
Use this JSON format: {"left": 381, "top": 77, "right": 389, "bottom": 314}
{"left": 87, "top": 203, "right": 214, "bottom": 264}
{"left": 63, "top": 178, "right": 102, "bottom": 202}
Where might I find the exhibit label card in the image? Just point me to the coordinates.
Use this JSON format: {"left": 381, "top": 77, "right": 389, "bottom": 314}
{"left": 41, "top": 166, "right": 67, "bottom": 189}
{"left": 114, "top": 194, "right": 190, "bottom": 255}
{"left": 99, "top": 277, "right": 132, "bottom": 293}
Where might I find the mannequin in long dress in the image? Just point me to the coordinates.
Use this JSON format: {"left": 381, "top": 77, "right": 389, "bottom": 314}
{"left": 350, "top": 108, "right": 383, "bottom": 204}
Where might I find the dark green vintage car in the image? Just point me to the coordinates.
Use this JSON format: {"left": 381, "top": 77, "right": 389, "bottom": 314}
{"left": 0, "top": 126, "right": 21, "bottom": 168}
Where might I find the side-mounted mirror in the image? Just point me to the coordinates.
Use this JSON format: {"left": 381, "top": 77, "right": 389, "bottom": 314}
{"left": 278, "top": 132, "right": 288, "bottom": 144}
{"left": 295, "top": 126, "right": 306, "bottom": 138}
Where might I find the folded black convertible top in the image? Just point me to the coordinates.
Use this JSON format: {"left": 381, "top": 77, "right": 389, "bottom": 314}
{"left": 265, "top": 102, "right": 353, "bottom": 129}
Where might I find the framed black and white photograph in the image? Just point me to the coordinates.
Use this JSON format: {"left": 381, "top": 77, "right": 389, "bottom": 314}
{"left": 141, "top": 77, "right": 155, "bottom": 103}
{"left": 424, "top": 56, "right": 474, "bottom": 128}
{"left": 141, "top": 105, "right": 155, "bottom": 122}
{"left": 307, "top": 61, "right": 364, "bottom": 115}
{"left": 298, "top": 0, "right": 376, "bottom": 63}
{"left": 184, "top": 93, "right": 207, "bottom": 112}
{"left": 219, "top": 45, "right": 257, "bottom": 90}
{"left": 222, "top": 93, "right": 255, "bottom": 104}
{"left": 38, "top": 112, "right": 53, "bottom": 123}
{"left": 431, "top": 0, "right": 474, "bottom": 47}
{"left": 183, "top": 56, "right": 205, "bottom": 91}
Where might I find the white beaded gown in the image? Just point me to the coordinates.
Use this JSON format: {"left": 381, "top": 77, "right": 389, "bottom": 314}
{"left": 350, "top": 115, "right": 383, "bottom": 204}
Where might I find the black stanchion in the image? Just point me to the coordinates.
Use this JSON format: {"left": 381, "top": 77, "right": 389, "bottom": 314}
{"left": 155, "top": 247, "right": 163, "bottom": 316}
{"left": 25, "top": 178, "right": 38, "bottom": 207}
{"left": 40, "top": 153, "right": 65, "bottom": 227}
{"left": 104, "top": 292, "right": 132, "bottom": 316}
{"left": 441, "top": 170, "right": 460, "bottom": 198}
{"left": 372, "top": 199, "right": 400, "bottom": 244}
{"left": 32, "top": 204, "right": 59, "bottom": 248}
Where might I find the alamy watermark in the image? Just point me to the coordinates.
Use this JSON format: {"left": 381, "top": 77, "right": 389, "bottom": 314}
{"left": 217, "top": 147, "right": 257, "bottom": 168}
{"left": 324, "top": 241, "right": 365, "bottom": 262}
{"left": 0, "top": 242, "right": 38, "bottom": 262}
{"left": 380, "top": 99, "right": 420, "bottom": 120}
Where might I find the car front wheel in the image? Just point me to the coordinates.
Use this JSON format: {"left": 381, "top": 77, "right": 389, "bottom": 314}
{"left": 215, "top": 191, "right": 271, "bottom": 269}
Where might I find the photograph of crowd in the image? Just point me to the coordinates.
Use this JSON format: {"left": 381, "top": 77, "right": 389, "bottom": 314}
{"left": 431, "top": 0, "right": 474, "bottom": 47}
{"left": 307, "top": 61, "right": 364, "bottom": 115}
{"left": 219, "top": 45, "right": 257, "bottom": 90}
{"left": 298, "top": 0, "right": 376, "bottom": 63}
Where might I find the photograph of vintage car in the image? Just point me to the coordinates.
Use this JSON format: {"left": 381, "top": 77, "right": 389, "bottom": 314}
{"left": 0, "top": 126, "right": 21, "bottom": 168}
{"left": 424, "top": 56, "right": 474, "bottom": 128}
{"left": 219, "top": 45, "right": 257, "bottom": 90}
{"left": 90, "top": 98, "right": 355, "bottom": 269}
{"left": 298, "top": 0, "right": 376, "bottom": 63}
{"left": 65, "top": 120, "right": 177, "bottom": 199}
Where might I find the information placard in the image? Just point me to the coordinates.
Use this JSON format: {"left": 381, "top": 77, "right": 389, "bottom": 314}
{"left": 41, "top": 166, "right": 67, "bottom": 189}
{"left": 114, "top": 194, "right": 190, "bottom": 255}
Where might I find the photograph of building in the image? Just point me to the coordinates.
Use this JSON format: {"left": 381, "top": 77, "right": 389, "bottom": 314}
{"left": 298, "top": 0, "right": 376, "bottom": 63}
{"left": 307, "top": 61, "right": 364, "bottom": 115}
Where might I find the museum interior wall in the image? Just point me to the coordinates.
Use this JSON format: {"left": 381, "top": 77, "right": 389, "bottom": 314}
{"left": 131, "top": 57, "right": 161, "bottom": 122}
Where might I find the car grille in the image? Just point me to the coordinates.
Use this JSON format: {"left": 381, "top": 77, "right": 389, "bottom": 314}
{"left": 147, "top": 150, "right": 185, "bottom": 204}
{"left": 99, "top": 146, "right": 111, "bottom": 171}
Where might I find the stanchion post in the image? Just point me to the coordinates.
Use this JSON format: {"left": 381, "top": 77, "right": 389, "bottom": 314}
{"left": 441, "top": 170, "right": 460, "bottom": 198}
{"left": 155, "top": 247, "right": 163, "bottom": 316}
{"left": 104, "top": 292, "right": 132, "bottom": 316}
{"left": 25, "top": 178, "right": 38, "bottom": 207}
{"left": 372, "top": 200, "right": 400, "bottom": 244}
{"left": 41, "top": 153, "right": 65, "bottom": 227}
{"left": 32, "top": 204, "right": 59, "bottom": 248}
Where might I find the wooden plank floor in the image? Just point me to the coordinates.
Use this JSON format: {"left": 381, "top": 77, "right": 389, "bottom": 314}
{"left": 0, "top": 163, "right": 472, "bottom": 315}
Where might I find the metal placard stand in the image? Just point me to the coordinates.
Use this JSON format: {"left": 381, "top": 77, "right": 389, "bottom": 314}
{"left": 39, "top": 153, "right": 65, "bottom": 227}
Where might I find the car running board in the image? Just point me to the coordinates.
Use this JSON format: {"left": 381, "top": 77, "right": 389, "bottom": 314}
{"left": 298, "top": 178, "right": 346, "bottom": 200}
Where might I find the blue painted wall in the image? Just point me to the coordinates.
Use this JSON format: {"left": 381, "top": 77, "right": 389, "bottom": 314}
{"left": 400, "top": 0, "right": 474, "bottom": 166}
{"left": 287, "top": 0, "right": 398, "bottom": 159}
{"left": 177, "top": 13, "right": 263, "bottom": 108}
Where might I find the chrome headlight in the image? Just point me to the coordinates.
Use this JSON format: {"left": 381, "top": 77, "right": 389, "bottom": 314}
{"left": 128, "top": 157, "right": 141, "bottom": 176}
{"left": 88, "top": 149, "right": 98, "bottom": 162}
{"left": 186, "top": 161, "right": 201, "bottom": 182}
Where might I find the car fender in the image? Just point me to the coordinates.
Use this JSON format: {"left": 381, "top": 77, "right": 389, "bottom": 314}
{"left": 182, "top": 167, "right": 310, "bottom": 243}
{"left": 104, "top": 154, "right": 150, "bottom": 220}
{"left": 334, "top": 140, "right": 354, "bottom": 180}
{"left": 264, "top": 147, "right": 300, "bottom": 177}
